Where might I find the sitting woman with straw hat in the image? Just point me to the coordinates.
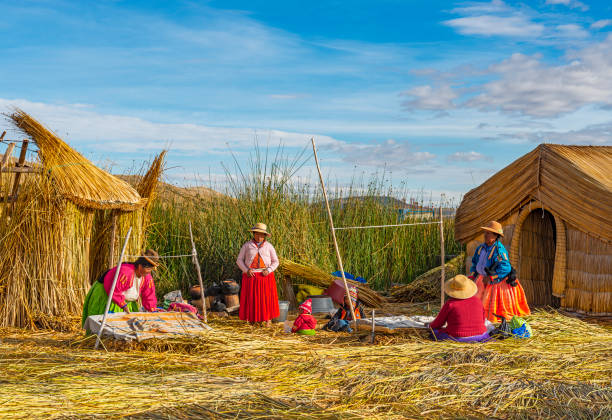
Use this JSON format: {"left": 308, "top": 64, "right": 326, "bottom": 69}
{"left": 81, "top": 249, "right": 160, "bottom": 327}
{"left": 428, "top": 274, "right": 490, "bottom": 342}
{"left": 468, "top": 221, "right": 530, "bottom": 322}
{"left": 236, "top": 223, "right": 279, "bottom": 327}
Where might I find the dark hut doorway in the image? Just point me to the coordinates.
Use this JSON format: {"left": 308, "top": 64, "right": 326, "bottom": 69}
{"left": 519, "top": 209, "right": 559, "bottom": 307}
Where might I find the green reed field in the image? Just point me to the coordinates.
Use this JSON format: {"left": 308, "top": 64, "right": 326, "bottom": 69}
{"left": 145, "top": 146, "right": 463, "bottom": 297}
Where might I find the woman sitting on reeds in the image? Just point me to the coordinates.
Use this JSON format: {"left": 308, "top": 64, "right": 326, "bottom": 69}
{"left": 81, "top": 249, "right": 160, "bottom": 327}
{"left": 428, "top": 275, "right": 490, "bottom": 342}
{"left": 468, "top": 221, "right": 530, "bottom": 322}
{"left": 236, "top": 223, "right": 279, "bottom": 327}
{"left": 323, "top": 285, "right": 364, "bottom": 333}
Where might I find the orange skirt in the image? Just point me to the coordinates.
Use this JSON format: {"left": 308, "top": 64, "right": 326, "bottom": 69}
{"left": 475, "top": 274, "right": 530, "bottom": 322}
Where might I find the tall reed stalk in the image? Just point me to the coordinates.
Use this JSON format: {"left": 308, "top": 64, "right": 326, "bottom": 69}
{"left": 147, "top": 145, "right": 463, "bottom": 296}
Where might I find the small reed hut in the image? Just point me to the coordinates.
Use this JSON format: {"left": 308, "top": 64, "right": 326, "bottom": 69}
{"left": 455, "top": 144, "right": 611, "bottom": 316}
{"left": 0, "top": 110, "right": 164, "bottom": 328}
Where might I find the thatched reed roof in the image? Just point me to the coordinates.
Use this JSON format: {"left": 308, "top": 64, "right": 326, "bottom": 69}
{"left": 9, "top": 109, "right": 146, "bottom": 211}
{"left": 455, "top": 144, "right": 612, "bottom": 244}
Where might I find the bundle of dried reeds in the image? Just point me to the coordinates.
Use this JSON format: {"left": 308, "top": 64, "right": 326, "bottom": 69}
{"left": 0, "top": 310, "right": 610, "bottom": 419}
{"left": 9, "top": 109, "right": 144, "bottom": 210}
{"left": 390, "top": 253, "right": 465, "bottom": 302}
{"left": 0, "top": 112, "right": 164, "bottom": 327}
{"left": 280, "top": 258, "right": 385, "bottom": 308}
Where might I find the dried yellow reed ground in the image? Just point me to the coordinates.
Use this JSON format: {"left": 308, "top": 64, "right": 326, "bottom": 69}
{"left": 0, "top": 310, "right": 611, "bottom": 419}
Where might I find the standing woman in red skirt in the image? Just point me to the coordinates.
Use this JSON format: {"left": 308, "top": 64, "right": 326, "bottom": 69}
{"left": 236, "top": 223, "right": 280, "bottom": 327}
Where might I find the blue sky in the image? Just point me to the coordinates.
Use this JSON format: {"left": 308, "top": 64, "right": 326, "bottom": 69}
{"left": 1, "top": 0, "right": 611, "bottom": 203}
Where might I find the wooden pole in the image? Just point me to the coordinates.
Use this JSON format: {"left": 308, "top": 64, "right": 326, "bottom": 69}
{"left": 370, "top": 309, "right": 376, "bottom": 344}
{"left": 9, "top": 140, "right": 29, "bottom": 214}
{"left": 1, "top": 143, "right": 15, "bottom": 204}
{"left": 95, "top": 227, "right": 132, "bottom": 350}
{"left": 439, "top": 195, "right": 445, "bottom": 307}
{"left": 189, "top": 222, "right": 208, "bottom": 323}
{"left": 0, "top": 143, "right": 15, "bottom": 170}
{"left": 311, "top": 138, "right": 357, "bottom": 330}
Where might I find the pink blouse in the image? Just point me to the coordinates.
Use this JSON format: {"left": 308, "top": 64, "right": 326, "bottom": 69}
{"left": 103, "top": 263, "right": 157, "bottom": 311}
{"left": 236, "top": 240, "right": 279, "bottom": 273}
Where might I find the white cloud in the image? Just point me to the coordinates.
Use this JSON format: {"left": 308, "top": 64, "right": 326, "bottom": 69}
{"left": 401, "top": 84, "right": 457, "bottom": 111}
{"left": 0, "top": 98, "right": 340, "bottom": 153}
{"left": 545, "top": 0, "right": 589, "bottom": 12}
{"left": 465, "top": 35, "right": 612, "bottom": 117}
{"left": 398, "top": 35, "right": 608, "bottom": 118}
{"left": 444, "top": 1, "right": 591, "bottom": 41}
{"left": 450, "top": 0, "right": 512, "bottom": 15}
{"left": 591, "top": 19, "right": 612, "bottom": 30}
{"left": 501, "top": 121, "right": 612, "bottom": 145}
{"left": 447, "top": 151, "right": 487, "bottom": 162}
{"left": 268, "top": 94, "right": 301, "bottom": 100}
{"left": 325, "top": 139, "right": 436, "bottom": 172}
{"left": 444, "top": 15, "right": 544, "bottom": 37}
{"left": 555, "top": 24, "right": 589, "bottom": 38}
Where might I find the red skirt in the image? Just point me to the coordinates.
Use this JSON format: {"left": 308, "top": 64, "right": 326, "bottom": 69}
{"left": 475, "top": 274, "right": 531, "bottom": 322}
{"left": 239, "top": 272, "right": 279, "bottom": 322}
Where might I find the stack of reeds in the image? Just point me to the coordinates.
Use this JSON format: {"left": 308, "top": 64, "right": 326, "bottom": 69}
{"left": 1, "top": 310, "right": 611, "bottom": 419}
{"left": 280, "top": 258, "right": 385, "bottom": 308}
{"left": 0, "top": 110, "right": 164, "bottom": 327}
{"left": 390, "top": 253, "right": 465, "bottom": 302}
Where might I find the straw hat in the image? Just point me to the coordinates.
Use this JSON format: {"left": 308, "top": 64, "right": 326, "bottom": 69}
{"left": 249, "top": 222, "right": 271, "bottom": 237}
{"left": 142, "top": 249, "right": 160, "bottom": 269}
{"left": 444, "top": 275, "right": 478, "bottom": 300}
{"left": 480, "top": 220, "right": 504, "bottom": 237}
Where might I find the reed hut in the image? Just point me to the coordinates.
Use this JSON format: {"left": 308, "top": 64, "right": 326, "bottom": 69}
{"left": 455, "top": 144, "right": 612, "bottom": 316}
{"left": 0, "top": 110, "right": 164, "bottom": 328}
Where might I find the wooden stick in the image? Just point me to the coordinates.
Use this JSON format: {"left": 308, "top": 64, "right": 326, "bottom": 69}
{"left": 0, "top": 143, "right": 15, "bottom": 170}
{"left": 370, "top": 309, "right": 376, "bottom": 344}
{"left": 311, "top": 138, "right": 357, "bottom": 329}
{"left": 10, "top": 140, "right": 29, "bottom": 207}
{"left": 0, "top": 131, "right": 5, "bottom": 141}
{"left": 95, "top": 226, "right": 132, "bottom": 350}
{"left": 189, "top": 222, "right": 208, "bottom": 323}
{"left": 439, "top": 195, "right": 445, "bottom": 307}
{"left": 0, "top": 166, "right": 41, "bottom": 173}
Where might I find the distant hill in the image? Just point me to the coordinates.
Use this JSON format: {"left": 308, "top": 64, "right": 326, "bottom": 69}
{"left": 326, "top": 195, "right": 408, "bottom": 209}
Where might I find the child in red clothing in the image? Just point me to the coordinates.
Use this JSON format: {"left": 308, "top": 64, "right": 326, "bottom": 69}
{"left": 428, "top": 275, "right": 491, "bottom": 343}
{"left": 291, "top": 299, "right": 317, "bottom": 335}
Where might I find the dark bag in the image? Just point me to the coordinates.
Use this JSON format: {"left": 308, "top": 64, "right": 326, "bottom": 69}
{"left": 506, "top": 267, "right": 518, "bottom": 287}
{"left": 490, "top": 314, "right": 512, "bottom": 339}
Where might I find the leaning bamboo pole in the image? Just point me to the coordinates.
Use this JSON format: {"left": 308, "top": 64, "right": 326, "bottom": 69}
{"left": 95, "top": 227, "right": 132, "bottom": 350}
{"left": 189, "top": 221, "right": 207, "bottom": 323}
{"left": 311, "top": 138, "right": 357, "bottom": 329}
{"left": 439, "top": 195, "right": 445, "bottom": 306}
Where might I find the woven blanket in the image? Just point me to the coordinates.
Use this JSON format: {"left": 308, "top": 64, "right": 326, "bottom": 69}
{"left": 84, "top": 312, "right": 212, "bottom": 342}
{"left": 356, "top": 315, "right": 436, "bottom": 333}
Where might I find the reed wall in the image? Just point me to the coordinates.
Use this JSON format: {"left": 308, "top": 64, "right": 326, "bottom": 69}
{"left": 563, "top": 227, "right": 612, "bottom": 316}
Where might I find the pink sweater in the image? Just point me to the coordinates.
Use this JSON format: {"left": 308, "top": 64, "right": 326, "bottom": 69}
{"left": 236, "top": 240, "right": 279, "bottom": 273}
{"left": 103, "top": 263, "right": 157, "bottom": 311}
